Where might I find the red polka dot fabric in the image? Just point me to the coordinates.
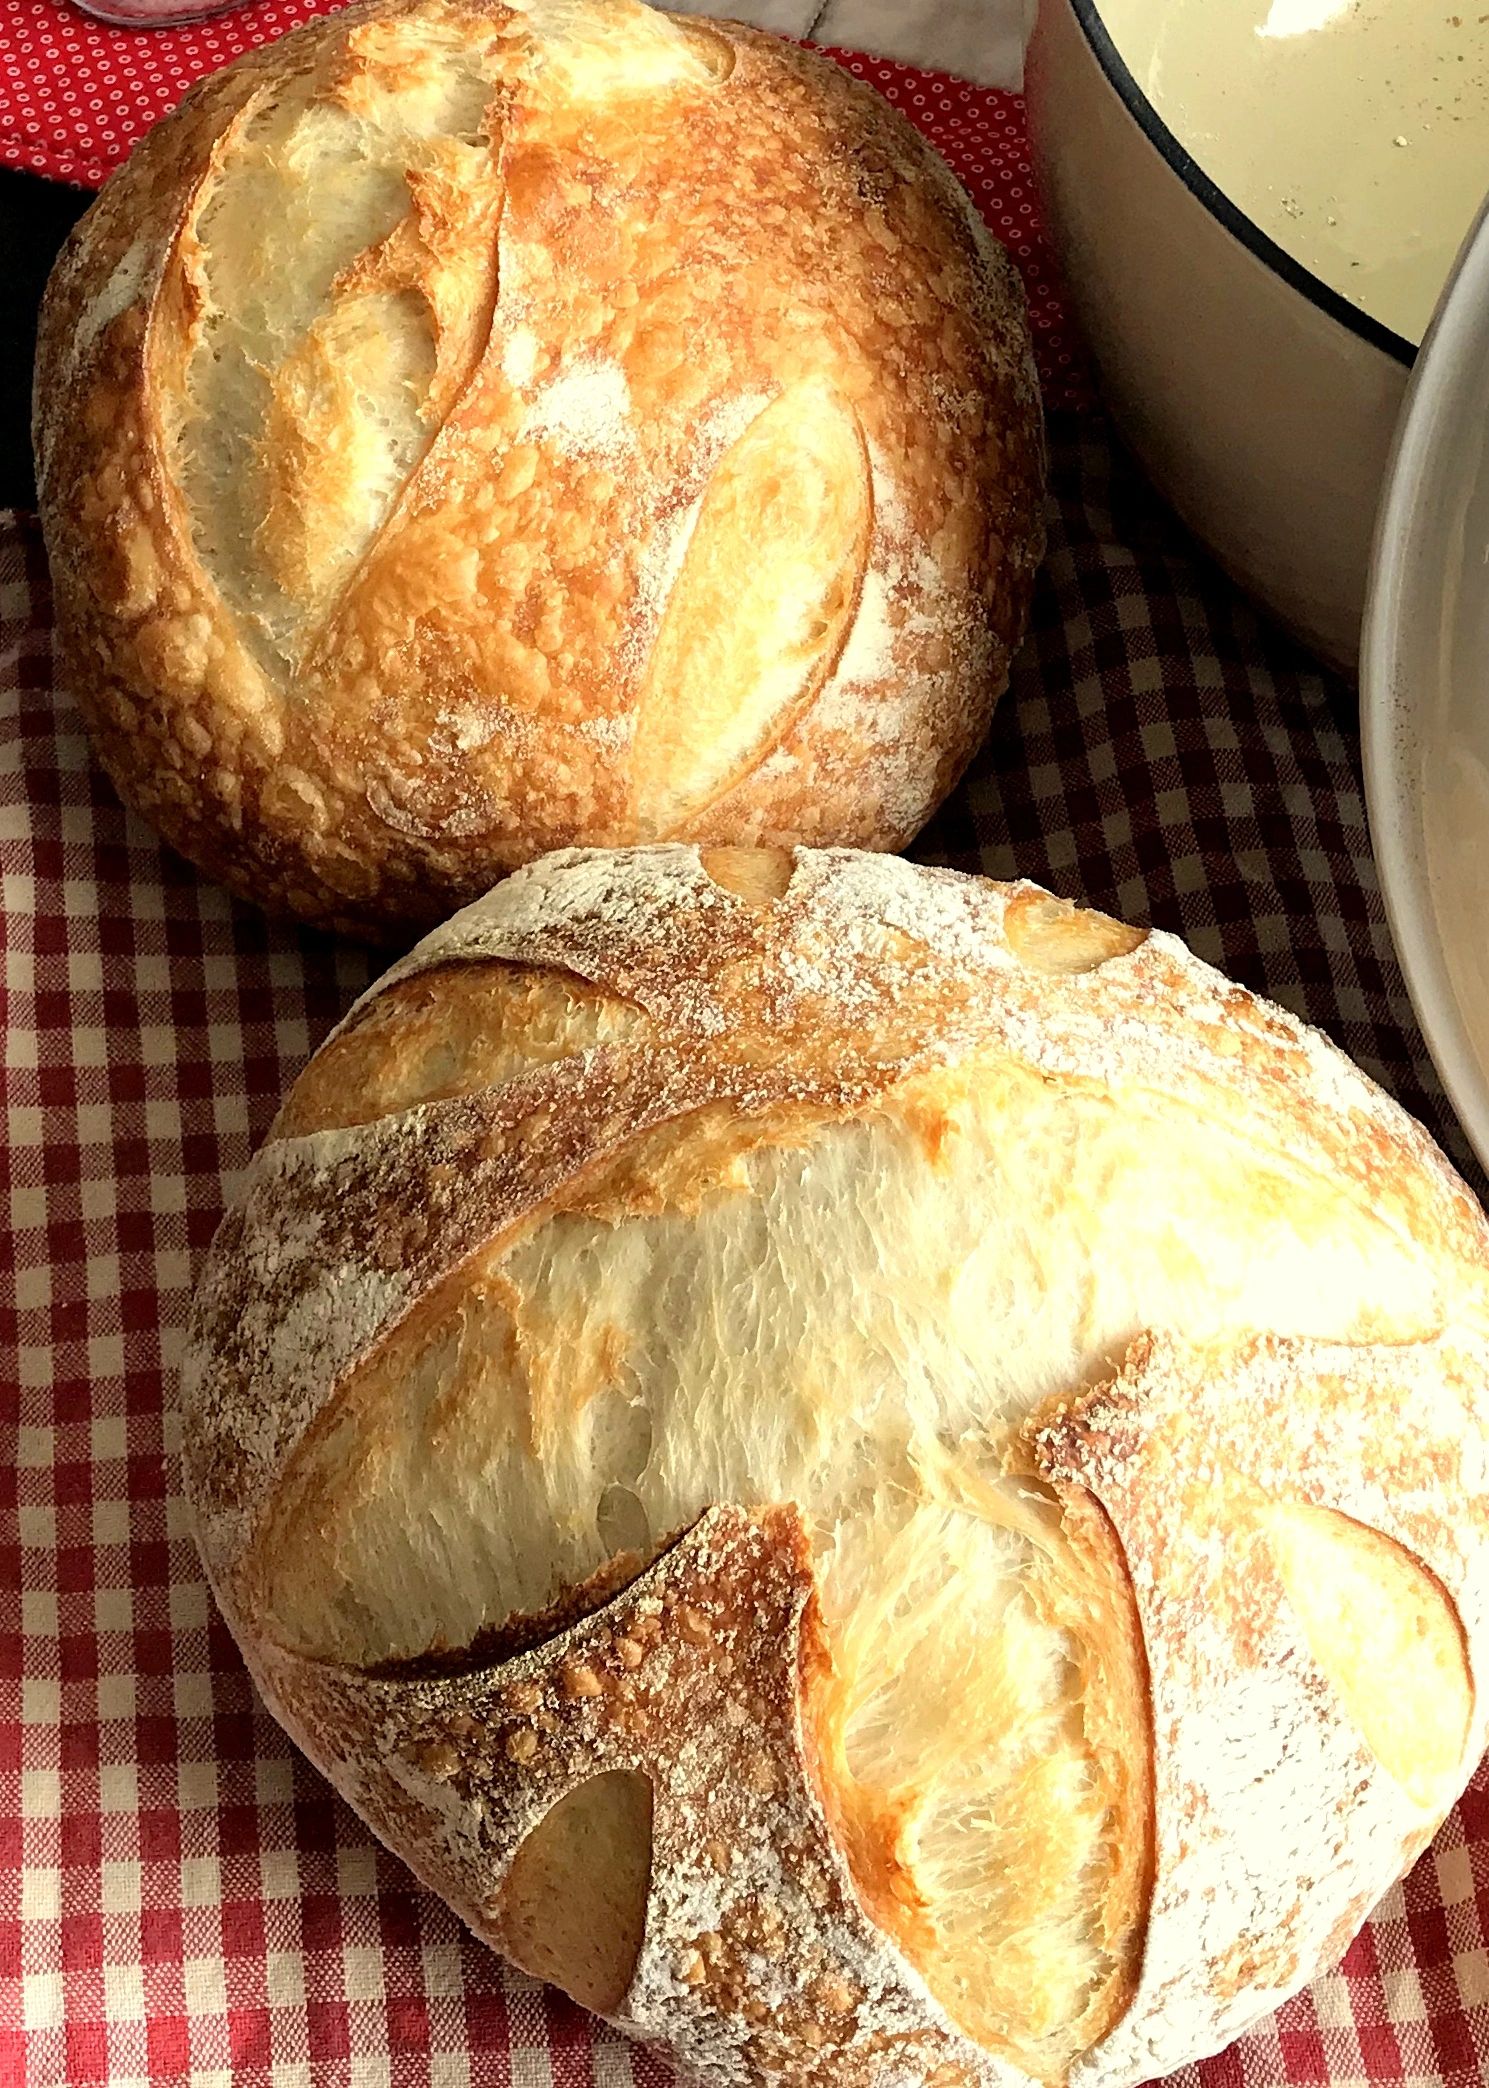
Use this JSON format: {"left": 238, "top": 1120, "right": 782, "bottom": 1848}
{"left": 0, "top": 0, "right": 324, "bottom": 183}
{"left": 0, "top": 0, "right": 1093, "bottom": 407}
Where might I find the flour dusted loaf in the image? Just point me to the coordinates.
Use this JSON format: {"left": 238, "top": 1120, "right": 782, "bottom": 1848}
{"left": 32, "top": 0, "right": 1043, "bottom": 936}
{"left": 182, "top": 843, "right": 1489, "bottom": 2085}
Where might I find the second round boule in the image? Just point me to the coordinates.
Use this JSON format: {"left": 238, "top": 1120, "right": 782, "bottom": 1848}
{"left": 34, "top": 0, "right": 1045, "bottom": 934}
{"left": 182, "top": 842, "right": 1489, "bottom": 2087}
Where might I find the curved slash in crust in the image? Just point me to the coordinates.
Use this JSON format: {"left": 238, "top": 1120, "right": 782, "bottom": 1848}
{"left": 181, "top": 1030, "right": 921, "bottom": 1601}
{"left": 167, "top": 41, "right": 510, "bottom": 673}
{"left": 294, "top": 180, "right": 508, "bottom": 670}
{"left": 629, "top": 383, "right": 875, "bottom": 838}
{"left": 234, "top": 1502, "right": 1012, "bottom": 2088}
{"left": 1034, "top": 1329, "right": 1489, "bottom": 2087}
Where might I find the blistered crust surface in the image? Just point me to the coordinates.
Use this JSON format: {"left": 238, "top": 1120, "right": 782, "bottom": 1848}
{"left": 33, "top": 0, "right": 1044, "bottom": 934}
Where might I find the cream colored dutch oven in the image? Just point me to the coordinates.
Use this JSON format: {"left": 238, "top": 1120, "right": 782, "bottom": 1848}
{"left": 1025, "top": 0, "right": 1489, "bottom": 672}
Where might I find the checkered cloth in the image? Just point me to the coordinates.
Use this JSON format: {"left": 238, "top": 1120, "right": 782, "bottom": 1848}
{"left": 7, "top": 406, "right": 1489, "bottom": 2085}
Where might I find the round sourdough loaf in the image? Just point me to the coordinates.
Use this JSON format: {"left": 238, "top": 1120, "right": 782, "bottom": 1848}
{"left": 181, "top": 844, "right": 1489, "bottom": 2086}
{"left": 32, "top": 0, "right": 1043, "bottom": 936}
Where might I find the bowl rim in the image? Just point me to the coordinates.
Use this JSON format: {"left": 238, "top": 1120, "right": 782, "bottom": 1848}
{"left": 1361, "top": 195, "right": 1489, "bottom": 1173}
{"left": 1067, "top": 0, "right": 1416, "bottom": 369}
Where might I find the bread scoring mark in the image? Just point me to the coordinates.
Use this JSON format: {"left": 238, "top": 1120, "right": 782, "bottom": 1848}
{"left": 370, "top": 1537, "right": 665, "bottom": 1676}
{"left": 629, "top": 382, "right": 873, "bottom": 838}
{"left": 245, "top": 1504, "right": 1005, "bottom": 2086}
{"left": 1265, "top": 1502, "right": 1472, "bottom": 1813}
{"left": 1037, "top": 1330, "right": 1489, "bottom": 2086}
{"left": 498, "top": 1768, "right": 654, "bottom": 2010}
{"left": 788, "top": 445, "right": 989, "bottom": 851}
{"left": 698, "top": 846, "right": 796, "bottom": 905}
{"left": 809, "top": 1468, "right": 1150, "bottom": 2075}
{"left": 242, "top": 1093, "right": 864, "bottom": 1658}
{"left": 1003, "top": 890, "right": 1149, "bottom": 976}
{"left": 65, "top": 237, "right": 155, "bottom": 391}
{"left": 172, "top": 2, "right": 506, "bottom": 667}
{"left": 271, "top": 959, "right": 652, "bottom": 1139}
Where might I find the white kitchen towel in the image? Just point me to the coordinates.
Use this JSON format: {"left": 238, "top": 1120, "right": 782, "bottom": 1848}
{"left": 814, "top": 0, "right": 1036, "bottom": 85}
{"left": 661, "top": 0, "right": 1036, "bottom": 86}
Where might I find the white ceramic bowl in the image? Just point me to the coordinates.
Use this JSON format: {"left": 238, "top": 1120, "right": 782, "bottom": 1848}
{"left": 1024, "top": 1, "right": 1487, "bottom": 672}
{"left": 1362, "top": 200, "right": 1489, "bottom": 1173}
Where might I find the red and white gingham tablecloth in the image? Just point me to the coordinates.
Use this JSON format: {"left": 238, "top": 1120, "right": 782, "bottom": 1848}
{"left": 2, "top": 8, "right": 1489, "bottom": 2086}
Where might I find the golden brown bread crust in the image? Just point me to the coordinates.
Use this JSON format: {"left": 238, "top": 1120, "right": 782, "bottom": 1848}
{"left": 33, "top": 0, "right": 1044, "bottom": 936}
{"left": 180, "top": 846, "right": 1489, "bottom": 2085}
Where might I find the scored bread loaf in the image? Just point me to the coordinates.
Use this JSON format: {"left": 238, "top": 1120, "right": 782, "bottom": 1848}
{"left": 180, "top": 844, "right": 1489, "bottom": 2085}
{"left": 32, "top": 0, "right": 1043, "bottom": 936}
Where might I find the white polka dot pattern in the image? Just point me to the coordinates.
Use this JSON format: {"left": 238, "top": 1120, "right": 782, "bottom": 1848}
{"left": 0, "top": 0, "right": 325, "bottom": 184}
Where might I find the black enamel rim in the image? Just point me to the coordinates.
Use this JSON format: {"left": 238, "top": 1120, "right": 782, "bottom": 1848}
{"left": 1067, "top": 0, "right": 1417, "bottom": 369}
